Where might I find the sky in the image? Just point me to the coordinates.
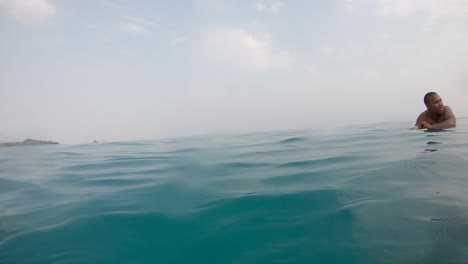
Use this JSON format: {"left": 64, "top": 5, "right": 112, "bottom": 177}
{"left": 1, "top": 0, "right": 467, "bottom": 144}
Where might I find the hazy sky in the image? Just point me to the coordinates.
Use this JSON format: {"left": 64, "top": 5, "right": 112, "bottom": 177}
{"left": 1, "top": 0, "right": 467, "bottom": 144}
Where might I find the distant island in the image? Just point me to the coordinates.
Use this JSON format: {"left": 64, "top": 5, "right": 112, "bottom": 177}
{"left": 0, "top": 139, "right": 59, "bottom": 148}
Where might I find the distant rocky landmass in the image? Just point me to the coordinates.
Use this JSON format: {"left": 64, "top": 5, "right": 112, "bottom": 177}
{"left": 0, "top": 139, "right": 59, "bottom": 148}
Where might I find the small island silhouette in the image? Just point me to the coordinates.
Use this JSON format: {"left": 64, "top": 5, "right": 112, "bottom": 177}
{"left": 0, "top": 139, "right": 59, "bottom": 148}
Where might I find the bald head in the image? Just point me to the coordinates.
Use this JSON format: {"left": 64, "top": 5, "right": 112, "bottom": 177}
{"left": 424, "top": 92, "right": 438, "bottom": 106}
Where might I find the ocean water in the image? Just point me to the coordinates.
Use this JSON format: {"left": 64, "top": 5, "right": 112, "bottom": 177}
{"left": 1, "top": 119, "right": 468, "bottom": 264}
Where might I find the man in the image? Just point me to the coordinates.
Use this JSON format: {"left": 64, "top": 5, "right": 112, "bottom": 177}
{"left": 415, "top": 92, "right": 456, "bottom": 129}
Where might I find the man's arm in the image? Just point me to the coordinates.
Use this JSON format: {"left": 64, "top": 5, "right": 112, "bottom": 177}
{"left": 431, "top": 106, "right": 456, "bottom": 129}
{"left": 415, "top": 112, "right": 426, "bottom": 129}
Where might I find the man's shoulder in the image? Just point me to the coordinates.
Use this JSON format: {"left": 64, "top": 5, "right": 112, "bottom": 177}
{"left": 443, "top": 105, "right": 455, "bottom": 118}
{"left": 416, "top": 110, "right": 428, "bottom": 125}
{"left": 418, "top": 110, "right": 428, "bottom": 117}
{"left": 442, "top": 105, "right": 454, "bottom": 115}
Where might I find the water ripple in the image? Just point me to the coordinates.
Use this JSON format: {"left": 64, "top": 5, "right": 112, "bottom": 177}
{"left": 1, "top": 120, "right": 468, "bottom": 263}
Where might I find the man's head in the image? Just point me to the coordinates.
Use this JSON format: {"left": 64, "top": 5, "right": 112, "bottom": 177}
{"left": 424, "top": 92, "right": 445, "bottom": 115}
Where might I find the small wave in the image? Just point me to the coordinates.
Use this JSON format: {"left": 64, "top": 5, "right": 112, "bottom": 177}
{"left": 81, "top": 177, "right": 155, "bottom": 187}
{"left": 61, "top": 158, "right": 161, "bottom": 172}
{"left": 280, "top": 137, "right": 306, "bottom": 144}
{"left": 430, "top": 216, "right": 468, "bottom": 224}
{"left": 220, "top": 162, "right": 274, "bottom": 169}
{"left": 279, "top": 155, "right": 356, "bottom": 168}
{"left": 340, "top": 197, "right": 387, "bottom": 209}
{"left": 0, "top": 178, "right": 32, "bottom": 192}
{"left": 104, "top": 141, "right": 148, "bottom": 146}
{"left": 262, "top": 172, "right": 319, "bottom": 185}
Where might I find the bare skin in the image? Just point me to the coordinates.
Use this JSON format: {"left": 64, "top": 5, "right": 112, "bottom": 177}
{"left": 415, "top": 94, "right": 456, "bottom": 129}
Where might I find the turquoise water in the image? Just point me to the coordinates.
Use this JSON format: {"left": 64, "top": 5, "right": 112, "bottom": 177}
{"left": 1, "top": 119, "right": 468, "bottom": 264}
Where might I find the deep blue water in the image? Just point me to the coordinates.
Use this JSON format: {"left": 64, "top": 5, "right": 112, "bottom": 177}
{"left": 1, "top": 119, "right": 468, "bottom": 263}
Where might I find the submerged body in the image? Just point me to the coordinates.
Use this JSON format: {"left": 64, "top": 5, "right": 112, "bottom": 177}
{"left": 415, "top": 92, "right": 456, "bottom": 129}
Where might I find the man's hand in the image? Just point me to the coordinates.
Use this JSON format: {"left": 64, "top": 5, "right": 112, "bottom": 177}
{"left": 420, "top": 121, "right": 432, "bottom": 129}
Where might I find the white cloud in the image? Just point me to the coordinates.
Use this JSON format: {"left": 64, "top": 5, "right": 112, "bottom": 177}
{"left": 350, "top": 43, "right": 365, "bottom": 57}
{"left": 201, "top": 28, "right": 293, "bottom": 71}
{"left": 377, "top": 32, "right": 392, "bottom": 40}
{"left": 255, "top": 2, "right": 284, "bottom": 14}
{"left": 379, "top": 0, "right": 468, "bottom": 17}
{"left": 270, "top": 2, "right": 284, "bottom": 14}
{"left": 378, "top": 0, "right": 468, "bottom": 33}
{"left": 255, "top": 3, "right": 266, "bottom": 12}
{"left": 169, "top": 36, "right": 187, "bottom": 47}
{"left": 344, "top": 0, "right": 354, "bottom": 10}
{"left": 120, "top": 23, "right": 150, "bottom": 35}
{"left": 126, "top": 16, "right": 155, "bottom": 27}
{"left": 104, "top": 0, "right": 125, "bottom": 10}
{"left": 0, "top": 0, "right": 56, "bottom": 22}
{"left": 119, "top": 16, "right": 155, "bottom": 35}
{"left": 195, "top": 0, "right": 230, "bottom": 10}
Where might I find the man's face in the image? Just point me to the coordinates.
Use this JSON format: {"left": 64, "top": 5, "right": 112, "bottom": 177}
{"left": 426, "top": 94, "right": 445, "bottom": 115}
